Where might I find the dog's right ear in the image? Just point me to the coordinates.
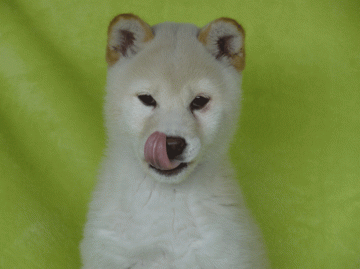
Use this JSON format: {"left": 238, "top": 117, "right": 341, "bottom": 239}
{"left": 106, "top": 14, "right": 154, "bottom": 66}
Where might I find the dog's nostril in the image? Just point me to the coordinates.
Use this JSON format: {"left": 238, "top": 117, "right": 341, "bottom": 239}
{"left": 166, "top": 137, "right": 186, "bottom": 160}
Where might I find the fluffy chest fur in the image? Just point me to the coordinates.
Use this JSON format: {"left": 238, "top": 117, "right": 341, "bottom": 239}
{"left": 83, "top": 156, "right": 262, "bottom": 268}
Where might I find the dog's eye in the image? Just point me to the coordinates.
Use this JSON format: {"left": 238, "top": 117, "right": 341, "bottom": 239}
{"left": 190, "top": 95, "right": 210, "bottom": 111}
{"left": 138, "top": 94, "right": 157, "bottom": 107}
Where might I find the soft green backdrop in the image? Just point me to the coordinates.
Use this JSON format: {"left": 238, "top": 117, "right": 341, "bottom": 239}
{"left": 1, "top": 0, "right": 359, "bottom": 268}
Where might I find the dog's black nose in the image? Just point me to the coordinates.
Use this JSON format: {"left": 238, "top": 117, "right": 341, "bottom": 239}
{"left": 166, "top": 136, "right": 186, "bottom": 160}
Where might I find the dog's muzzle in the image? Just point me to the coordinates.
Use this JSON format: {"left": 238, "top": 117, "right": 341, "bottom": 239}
{"left": 144, "top": 131, "right": 188, "bottom": 175}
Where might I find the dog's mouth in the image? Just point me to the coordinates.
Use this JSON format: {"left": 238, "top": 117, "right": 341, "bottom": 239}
{"left": 149, "top": 162, "right": 188, "bottom": 176}
{"left": 144, "top": 131, "right": 190, "bottom": 177}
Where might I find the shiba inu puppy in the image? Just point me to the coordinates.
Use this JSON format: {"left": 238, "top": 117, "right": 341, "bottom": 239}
{"left": 81, "top": 14, "right": 269, "bottom": 268}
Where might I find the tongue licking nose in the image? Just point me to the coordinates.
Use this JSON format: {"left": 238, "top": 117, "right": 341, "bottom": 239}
{"left": 144, "top": 131, "right": 182, "bottom": 170}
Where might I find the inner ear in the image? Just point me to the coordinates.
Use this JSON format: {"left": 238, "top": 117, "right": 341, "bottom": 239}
{"left": 106, "top": 14, "right": 154, "bottom": 66}
{"left": 116, "top": 29, "right": 136, "bottom": 56}
{"left": 198, "top": 18, "right": 245, "bottom": 71}
{"left": 216, "top": 35, "right": 234, "bottom": 59}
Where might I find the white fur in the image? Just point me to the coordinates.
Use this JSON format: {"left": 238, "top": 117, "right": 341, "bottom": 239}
{"left": 81, "top": 20, "right": 269, "bottom": 268}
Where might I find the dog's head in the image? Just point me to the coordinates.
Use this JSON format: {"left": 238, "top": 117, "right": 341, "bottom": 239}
{"left": 105, "top": 14, "right": 245, "bottom": 184}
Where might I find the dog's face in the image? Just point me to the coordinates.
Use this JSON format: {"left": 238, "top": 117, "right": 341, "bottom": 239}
{"left": 105, "top": 14, "right": 245, "bottom": 184}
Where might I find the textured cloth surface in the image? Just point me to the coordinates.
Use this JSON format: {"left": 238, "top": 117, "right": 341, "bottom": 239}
{"left": 1, "top": 0, "right": 360, "bottom": 268}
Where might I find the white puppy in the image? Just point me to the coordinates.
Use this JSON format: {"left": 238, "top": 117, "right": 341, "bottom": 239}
{"left": 81, "top": 14, "right": 269, "bottom": 268}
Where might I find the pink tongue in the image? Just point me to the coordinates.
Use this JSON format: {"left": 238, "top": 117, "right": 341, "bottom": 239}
{"left": 144, "top": 131, "right": 181, "bottom": 170}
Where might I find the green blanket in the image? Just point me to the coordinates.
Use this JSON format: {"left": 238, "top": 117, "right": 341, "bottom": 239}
{"left": 1, "top": 0, "right": 359, "bottom": 268}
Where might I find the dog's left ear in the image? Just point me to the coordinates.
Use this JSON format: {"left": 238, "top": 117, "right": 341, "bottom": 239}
{"left": 198, "top": 18, "right": 245, "bottom": 71}
{"left": 106, "top": 14, "right": 154, "bottom": 66}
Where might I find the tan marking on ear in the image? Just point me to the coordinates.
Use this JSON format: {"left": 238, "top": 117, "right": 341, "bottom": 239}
{"left": 106, "top": 13, "right": 154, "bottom": 66}
{"left": 198, "top": 23, "right": 211, "bottom": 46}
{"left": 230, "top": 53, "right": 245, "bottom": 72}
{"left": 198, "top": 17, "right": 245, "bottom": 72}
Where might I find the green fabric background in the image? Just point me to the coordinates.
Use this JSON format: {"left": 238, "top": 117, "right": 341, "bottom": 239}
{"left": 1, "top": 0, "right": 359, "bottom": 268}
